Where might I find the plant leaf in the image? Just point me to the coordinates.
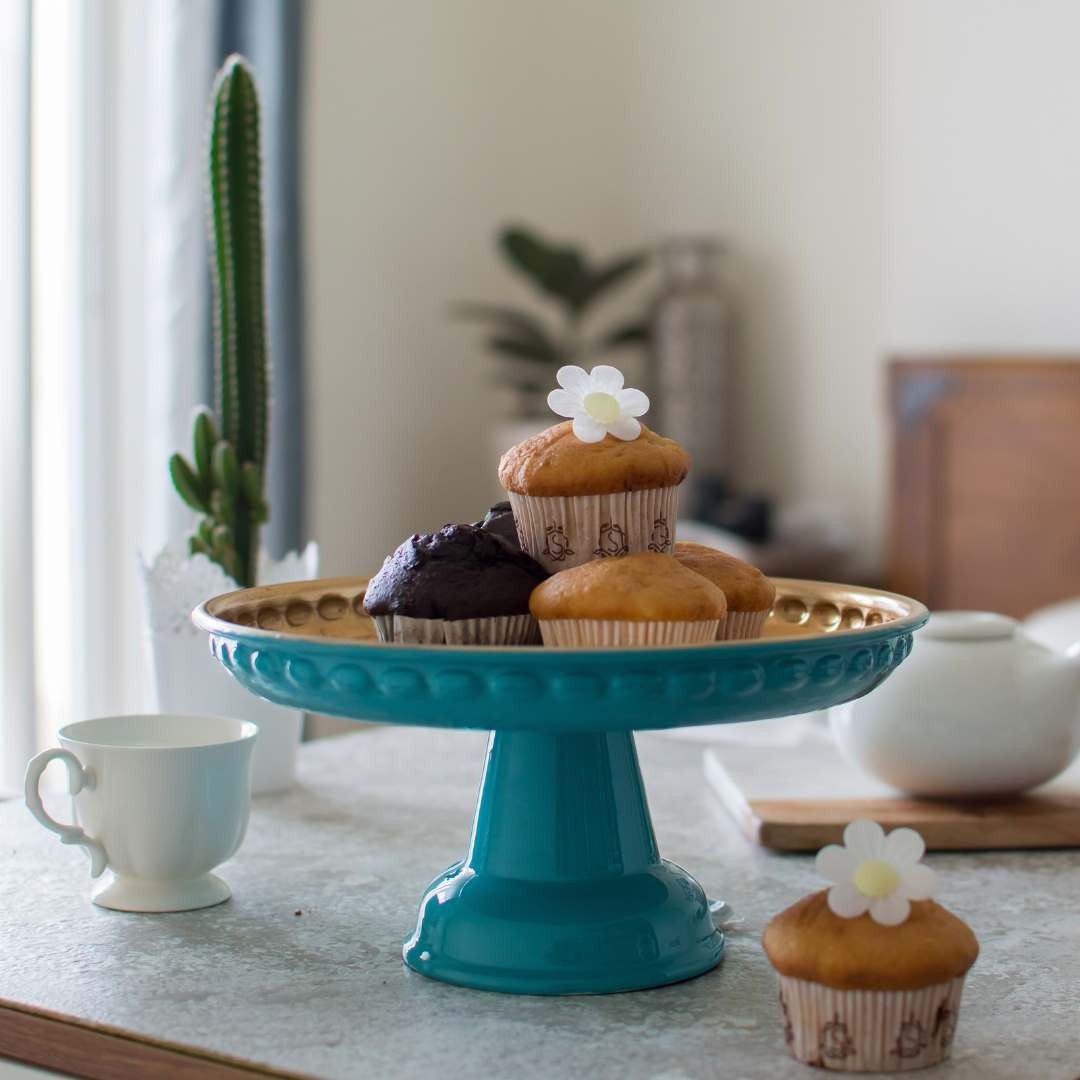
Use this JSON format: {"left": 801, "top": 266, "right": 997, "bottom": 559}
{"left": 499, "top": 226, "right": 590, "bottom": 313}
{"left": 239, "top": 461, "right": 262, "bottom": 502}
{"left": 212, "top": 440, "right": 239, "bottom": 500}
{"left": 597, "top": 320, "right": 652, "bottom": 351}
{"left": 452, "top": 304, "right": 562, "bottom": 361}
{"left": 491, "top": 368, "right": 553, "bottom": 396}
{"left": 582, "top": 252, "right": 649, "bottom": 308}
{"left": 192, "top": 407, "right": 217, "bottom": 487}
{"left": 487, "top": 336, "right": 564, "bottom": 363}
{"left": 169, "top": 454, "right": 208, "bottom": 513}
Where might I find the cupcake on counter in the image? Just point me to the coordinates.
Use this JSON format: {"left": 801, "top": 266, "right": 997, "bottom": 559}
{"left": 764, "top": 820, "right": 978, "bottom": 1072}
{"left": 674, "top": 541, "right": 775, "bottom": 640}
{"left": 529, "top": 551, "right": 726, "bottom": 647}
{"left": 363, "top": 524, "right": 547, "bottom": 645}
{"left": 499, "top": 365, "right": 689, "bottom": 573}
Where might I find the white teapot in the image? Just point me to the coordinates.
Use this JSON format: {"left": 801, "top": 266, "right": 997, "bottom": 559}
{"left": 830, "top": 611, "right": 1080, "bottom": 797}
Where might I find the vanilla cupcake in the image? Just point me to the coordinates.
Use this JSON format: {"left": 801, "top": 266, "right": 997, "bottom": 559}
{"left": 529, "top": 551, "right": 726, "bottom": 647}
{"left": 674, "top": 541, "right": 775, "bottom": 640}
{"left": 763, "top": 820, "right": 978, "bottom": 1072}
{"left": 499, "top": 365, "right": 689, "bottom": 574}
{"left": 363, "top": 524, "right": 547, "bottom": 645}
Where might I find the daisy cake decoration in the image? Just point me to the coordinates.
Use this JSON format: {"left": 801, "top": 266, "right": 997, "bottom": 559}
{"left": 547, "top": 364, "right": 650, "bottom": 443}
{"left": 815, "top": 818, "right": 937, "bottom": 926}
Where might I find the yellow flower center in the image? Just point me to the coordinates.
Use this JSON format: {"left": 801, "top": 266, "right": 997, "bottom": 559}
{"left": 852, "top": 859, "right": 900, "bottom": 898}
{"left": 584, "top": 391, "right": 620, "bottom": 424}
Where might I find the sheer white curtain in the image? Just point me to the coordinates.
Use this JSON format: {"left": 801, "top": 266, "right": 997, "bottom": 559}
{"left": 0, "top": 0, "right": 35, "bottom": 794}
{"left": 0, "top": 0, "right": 219, "bottom": 794}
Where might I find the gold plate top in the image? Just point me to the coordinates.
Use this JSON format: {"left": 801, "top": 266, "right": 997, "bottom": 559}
{"left": 197, "top": 576, "right": 927, "bottom": 649}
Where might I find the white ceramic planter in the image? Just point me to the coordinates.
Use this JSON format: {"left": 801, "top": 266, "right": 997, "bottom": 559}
{"left": 141, "top": 542, "right": 318, "bottom": 795}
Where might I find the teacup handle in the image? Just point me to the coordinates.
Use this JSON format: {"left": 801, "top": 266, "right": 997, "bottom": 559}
{"left": 24, "top": 749, "right": 108, "bottom": 878}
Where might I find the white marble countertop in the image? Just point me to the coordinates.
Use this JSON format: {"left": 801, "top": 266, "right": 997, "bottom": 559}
{"left": 1, "top": 727, "right": 1078, "bottom": 1079}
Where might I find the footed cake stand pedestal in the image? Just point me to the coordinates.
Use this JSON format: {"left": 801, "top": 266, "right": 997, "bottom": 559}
{"left": 195, "top": 576, "right": 926, "bottom": 995}
{"left": 405, "top": 729, "right": 720, "bottom": 993}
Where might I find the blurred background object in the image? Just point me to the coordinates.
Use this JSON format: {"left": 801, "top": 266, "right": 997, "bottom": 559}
{"left": 889, "top": 358, "right": 1080, "bottom": 616}
{"left": 650, "top": 236, "right": 733, "bottom": 518}
{"left": 648, "top": 234, "right": 784, "bottom": 552}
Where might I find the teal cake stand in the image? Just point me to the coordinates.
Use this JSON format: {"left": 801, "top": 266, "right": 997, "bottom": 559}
{"left": 194, "top": 576, "right": 927, "bottom": 996}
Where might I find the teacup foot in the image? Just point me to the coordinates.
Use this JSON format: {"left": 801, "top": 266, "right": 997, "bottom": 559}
{"left": 91, "top": 872, "right": 231, "bottom": 913}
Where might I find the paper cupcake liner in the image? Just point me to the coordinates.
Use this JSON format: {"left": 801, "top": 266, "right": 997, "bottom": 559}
{"left": 372, "top": 613, "right": 539, "bottom": 646}
{"left": 538, "top": 619, "right": 720, "bottom": 648}
{"left": 507, "top": 487, "right": 680, "bottom": 574}
{"left": 777, "top": 974, "right": 967, "bottom": 1072}
{"left": 718, "top": 609, "right": 769, "bottom": 641}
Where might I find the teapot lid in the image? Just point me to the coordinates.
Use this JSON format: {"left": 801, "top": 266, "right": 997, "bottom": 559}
{"left": 922, "top": 611, "right": 1018, "bottom": 641}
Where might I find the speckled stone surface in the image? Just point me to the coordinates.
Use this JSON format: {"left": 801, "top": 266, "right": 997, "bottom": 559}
{"left": 2, "top": 728, "right": 1078, "bottom": 1079}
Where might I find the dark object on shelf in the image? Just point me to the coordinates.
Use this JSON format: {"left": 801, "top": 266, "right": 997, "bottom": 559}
{"left": 692, "top": 475, "right": 773, "bottom": 544}
{"left": 889, "top": 356, "right": 1080, "bottom": 617}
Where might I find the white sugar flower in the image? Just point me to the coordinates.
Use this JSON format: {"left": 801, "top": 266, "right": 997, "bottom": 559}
{"left": 815, "top": 819, "right": 936, "bottom": 927}
{"left": 547, "top": 364, "right": 649, "bottom": 444}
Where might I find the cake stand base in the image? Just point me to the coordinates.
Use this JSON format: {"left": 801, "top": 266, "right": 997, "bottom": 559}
{"left": 403, "top": 730, "right": 724, "bottom": 995}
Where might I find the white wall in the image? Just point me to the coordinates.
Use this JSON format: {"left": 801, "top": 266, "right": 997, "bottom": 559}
{"left": 305, "top": 0, "right": 1080, "bottom": 578}
{"left": 881, "top": 1, "right": 1080, "bottom": 349}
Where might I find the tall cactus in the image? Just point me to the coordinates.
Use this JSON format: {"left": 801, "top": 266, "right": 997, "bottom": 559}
{"left": 169, "top": 55, "right": 269, "bottom": 588}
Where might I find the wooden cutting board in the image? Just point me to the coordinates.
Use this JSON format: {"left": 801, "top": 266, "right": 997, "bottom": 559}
{"left": 704, "top": 737, "right": 1080, "bottom": 852}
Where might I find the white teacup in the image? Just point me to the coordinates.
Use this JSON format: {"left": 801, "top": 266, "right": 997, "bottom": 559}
{"left": 25, "top": 714, "right": 257, "bottom": 912}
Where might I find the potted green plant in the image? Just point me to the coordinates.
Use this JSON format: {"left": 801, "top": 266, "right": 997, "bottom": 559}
{"left": 456, "top": 226, "right": 651, "bottom": 438}
{"left": 141, "top": 56, "right": 316, "bottom": 794}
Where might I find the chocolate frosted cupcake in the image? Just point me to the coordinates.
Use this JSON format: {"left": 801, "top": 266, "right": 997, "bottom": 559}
{"left": 529, "top": 551, "right": 726, "bottom": 647}
{"left": 363, "top": 524, "right": 547, "bottom": 645}
{"left": 472, "top": 501, "right": 521, "bottom": 551}
{"left": 498, "top": 365, "right": 689, "bottom": 574}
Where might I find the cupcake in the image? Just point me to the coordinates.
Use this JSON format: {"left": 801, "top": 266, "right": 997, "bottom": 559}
{"left": 498, "top": 365, "right": 690, "bottom": 574}
{"left": 472, "top": 500, "right": 521, "bottom": 551}
{"left": 673, "top": 541, "right": 775, "bottom": 640}
{"left": 363, "top": 524, "right": 547, "bottom": 644}
{"left": 529, "top": 551, "right": 726, "bottom": 646}
{"left": 763, "top": 820, "right": 978, "bottom": 1072}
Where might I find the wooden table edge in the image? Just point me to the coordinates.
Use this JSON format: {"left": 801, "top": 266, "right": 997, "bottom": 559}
{"left": 0, "top": 999, "right": 315, "bottom": 1080}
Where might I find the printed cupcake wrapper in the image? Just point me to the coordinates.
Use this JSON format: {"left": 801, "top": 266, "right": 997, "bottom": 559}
{"left": 538, "top": 619, "right": 720, "bottom": 648}
{"left": 372, "top": 613, "right": 540, "bottom": 646}
{"left": 717, "top": 609, "right": 769, "bottom": 641}
{"left": 506, "top": 487, "right": 680, "bottom": 574}
{"left": 777, "top": 974, "right": 966, "bottom": 1073}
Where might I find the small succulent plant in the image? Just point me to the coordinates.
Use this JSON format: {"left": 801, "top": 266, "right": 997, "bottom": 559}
{"left": 455, "top": 225, "right": 651, "bottom": 410}
{"left": 169, "top": 55, "right": 269, "bottom": 588}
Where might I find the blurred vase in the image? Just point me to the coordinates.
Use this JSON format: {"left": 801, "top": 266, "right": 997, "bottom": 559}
{"left": 651, "top": 237, "right": 732, "bottom": 518}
